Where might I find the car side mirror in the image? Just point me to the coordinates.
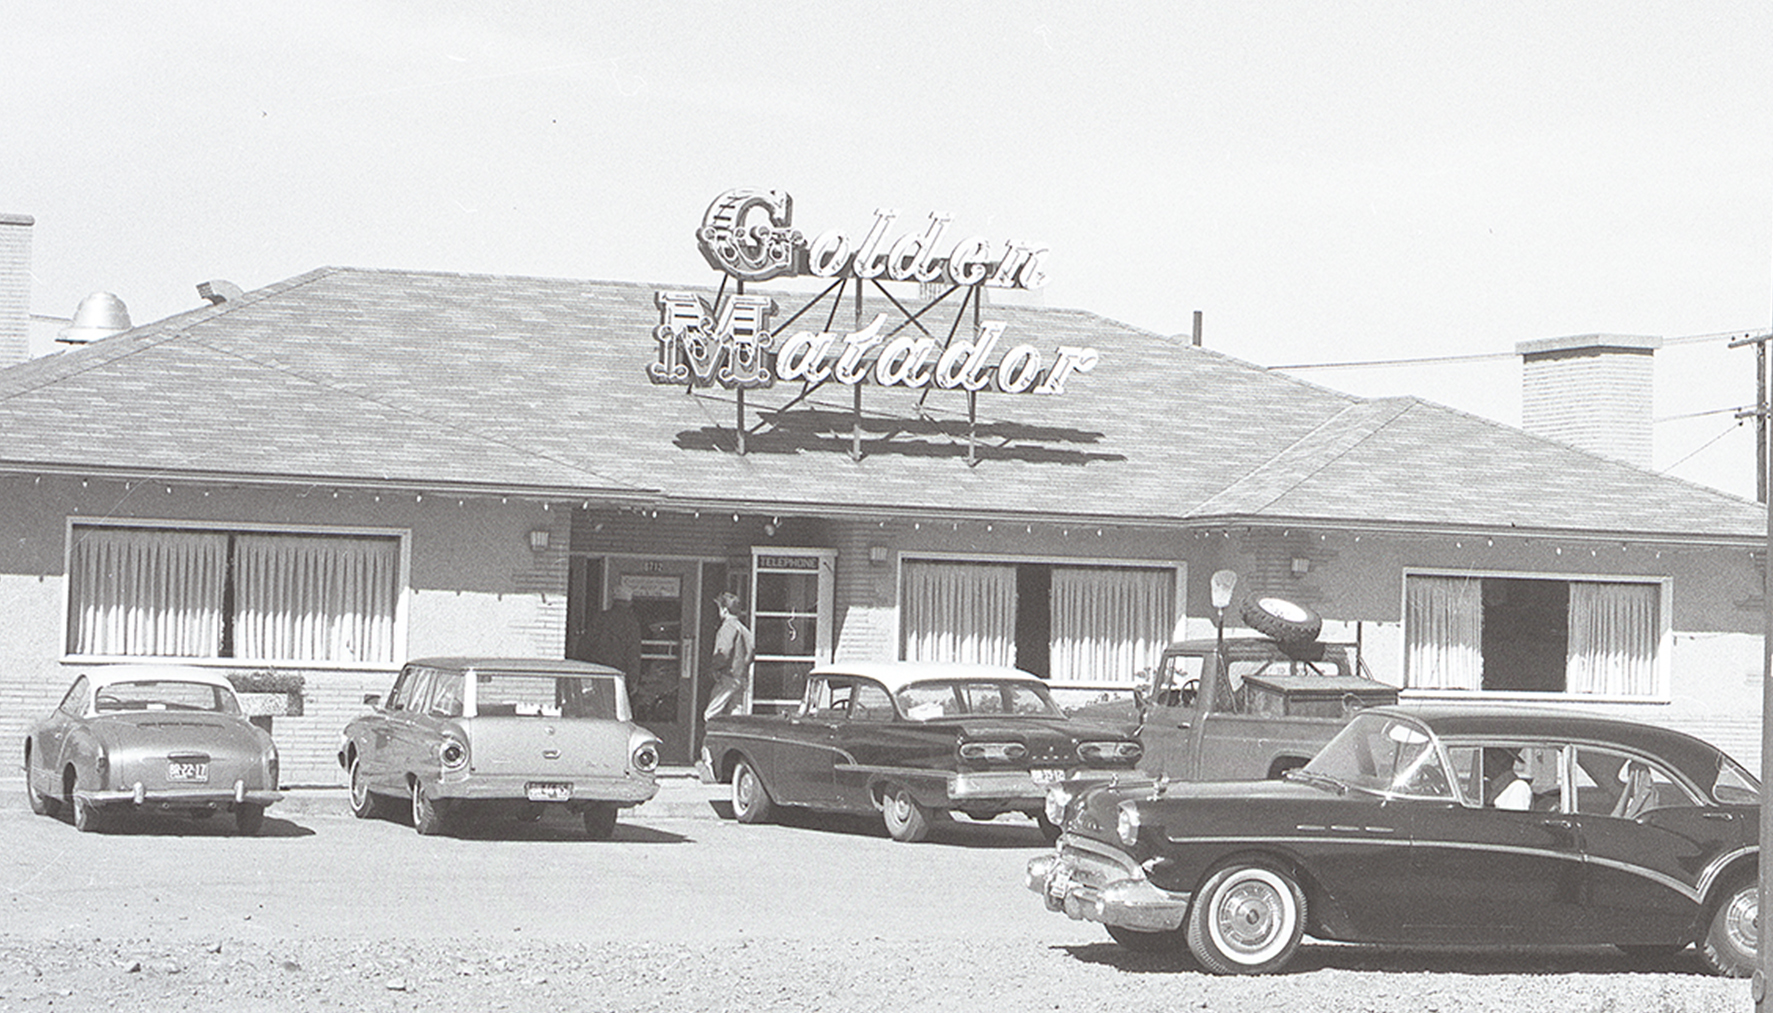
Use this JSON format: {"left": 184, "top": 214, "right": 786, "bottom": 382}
{"left": 363, "top": 693, "right": 382, "bottom": 708}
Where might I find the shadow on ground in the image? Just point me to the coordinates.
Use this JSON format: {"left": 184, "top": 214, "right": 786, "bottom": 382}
{"left": 1058, "top": 939, "right": 1715, "bottom": 977}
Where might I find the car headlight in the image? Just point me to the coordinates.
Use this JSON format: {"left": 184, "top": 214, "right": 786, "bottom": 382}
{"left": 959, "top": 741, "right": 1028, "bottom": 762}
{"left": 267, "top": 745, "right": 279, "bottom": 789}
{"left": 440, "top": 739, "right": 468, "bottom": 770}
{"left": 1116, "top": 800, "right": 1142, "bottom": 848}
{"left": 632, "top": 740, "right": 660, "bottom": 773}
{"left": 1045, "top": 783, "right": 1076, "bottom": 826}
{"left": 1078, "top": 740, "right": 1143, "bottom": 763}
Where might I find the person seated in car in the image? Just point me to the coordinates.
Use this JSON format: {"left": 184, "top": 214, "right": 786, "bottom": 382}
{"left": 1611, "top": 760, "right": 1658, "bottom": 819}
{"left": 1485, "top": 747, "right": 1533, "bottom": 810}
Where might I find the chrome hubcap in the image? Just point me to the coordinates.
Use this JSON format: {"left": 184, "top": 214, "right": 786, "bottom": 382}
{"left": 1725, "top": 889, "right": 1759, "bottom": 956}
{"left": 735, "top": 769, "right": 754, "bottom": 810}
{"left": 1216, "top": 880, "right": 1282, "bottom": 955}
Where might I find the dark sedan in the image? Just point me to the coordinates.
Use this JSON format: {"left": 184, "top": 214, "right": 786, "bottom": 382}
{"left": 698, "top": 662, "right": 1143, "bottom": 842}
{"left": 1028, "top": 705, "right": 1760, "bottom": 976}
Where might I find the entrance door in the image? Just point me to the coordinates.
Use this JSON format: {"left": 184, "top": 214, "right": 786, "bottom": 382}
{"left": 606, "top": 560, "right": 702, "bottom": 765}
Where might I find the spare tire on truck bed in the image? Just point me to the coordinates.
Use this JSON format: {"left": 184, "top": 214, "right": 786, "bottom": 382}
{"left": 1240, "top": 595, "right": 1322, "bottom": 645}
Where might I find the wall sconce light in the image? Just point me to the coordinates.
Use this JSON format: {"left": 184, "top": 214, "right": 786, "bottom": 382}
{"left": 1290, "top": 557, "right": 1310, "bottom": 575}
{"left": 528, "top": 529, "right": 551, "bottom": 552}
{"left": 868, "top": 545, "right": 889, "bottom": 565}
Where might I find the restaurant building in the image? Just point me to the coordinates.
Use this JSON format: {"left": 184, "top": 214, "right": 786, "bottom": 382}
{"left": 0, "top": 191, "right": 1765, "bottom": 783}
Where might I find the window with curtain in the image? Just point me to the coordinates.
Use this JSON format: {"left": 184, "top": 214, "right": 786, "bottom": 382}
{"left": 67, "top": 524, "right": 401, "bottom": 664}
{"left": 901, "top": 561, "right": 1017, "bottom": 666}
{"left": 901, "top": 559, "right": 1176, "bottom": 682}
{"left": 1404, "top": 573, "right": 1660, "bottom": 696}
{"left": 1048, "top": 567, "right": 1173, "bottom": 683}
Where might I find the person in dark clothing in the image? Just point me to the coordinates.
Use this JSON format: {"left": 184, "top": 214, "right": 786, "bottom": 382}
{"left": 588, "top": 584, "right": 646, "bottom": 715}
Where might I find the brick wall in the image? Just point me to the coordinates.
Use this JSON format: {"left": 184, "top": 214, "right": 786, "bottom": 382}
{"left": 0, "top": 214, "right": 31, "bottom": 368}
{"left": 1518, "top": 335, "right": 1659, "bottom": 469}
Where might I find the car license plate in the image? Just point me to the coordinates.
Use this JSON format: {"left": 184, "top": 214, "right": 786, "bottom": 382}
{"left": 167, "top": 761, "right": 209, "bottom": 783}
{"left": 526, "top": 782, "right": 572, "bottom": 802}
{"left": 1031, "top": 768, "right": 1065, "bottom": 785}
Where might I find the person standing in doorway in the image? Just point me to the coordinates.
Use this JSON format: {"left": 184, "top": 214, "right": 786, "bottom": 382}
{"left": 703, "top": 591, "right": 753, "bottom": 721}
{"left": 592, "top": 584, "right": 646, "bottom": 716}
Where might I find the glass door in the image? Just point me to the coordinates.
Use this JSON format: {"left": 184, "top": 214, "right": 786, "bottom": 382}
{"left": 748, "top": 549, "right": 836, "bottom": 714}
{"left": 606, "top": 560, "right": 701, "bottom": 764}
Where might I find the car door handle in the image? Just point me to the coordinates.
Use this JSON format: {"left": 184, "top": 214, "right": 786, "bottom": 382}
{"left": 1540, "top": 817, "right": 1575, "bottom": 830}
{"left": 1703, "top": 812, "right": 1736, "bottom": 821}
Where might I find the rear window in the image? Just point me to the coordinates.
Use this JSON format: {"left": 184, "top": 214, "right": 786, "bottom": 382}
{"left": 94, "top": 680, "right": 240, "bottom": 715}
{"left": 472, "top": 673, "right": 621, "bottom": 720}
{"left": 895, "top": 680, "right": 1061, "bottom": 721}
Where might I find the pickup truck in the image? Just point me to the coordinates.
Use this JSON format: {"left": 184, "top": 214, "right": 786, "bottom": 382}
{"left": 1133, "top": 633, "right": 1398, "bottom": 780}
{"left": 1067, "top": 594, "right": 1399, "bottom": 781}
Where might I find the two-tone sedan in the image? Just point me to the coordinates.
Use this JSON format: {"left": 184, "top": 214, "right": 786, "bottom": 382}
{"left": 339, "top": 657, "right": 661, "bottom": 838}
{"left": 1028, "top": 706, "right": 1760, "bottom": 976}
{"left": 23, "top": 666, "right": 283, "bottom": 834}
{"left": 698, "top": 662, "right": 1143, "bottom": 843}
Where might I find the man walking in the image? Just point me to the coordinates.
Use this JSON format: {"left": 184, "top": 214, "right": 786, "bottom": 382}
{"left": 703, "top": 591, "right": 753, "bottom": 720}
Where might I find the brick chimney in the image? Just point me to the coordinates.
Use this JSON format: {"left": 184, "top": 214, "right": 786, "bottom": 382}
{"left": 0, "top": 213, "right": 32, "bottom": 368}
{"left": 1515, "top": 333, "right": 1661, "bottom": 469}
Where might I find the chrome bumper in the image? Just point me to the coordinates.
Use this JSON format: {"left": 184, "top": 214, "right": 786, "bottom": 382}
{"left": 1025, "top": 835, "right": 1190, "bottom": 932}
{"left": 947, "top": 770, "right": 1056, "bottom": 804}
{"left": 430, "top": 773, "right": 658, "bottom": 805}
{"left": 79, "top": 783, "right": 283, "bottom": 809}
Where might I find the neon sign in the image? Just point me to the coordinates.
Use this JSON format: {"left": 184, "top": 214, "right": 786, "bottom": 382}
{"left": 650, "top": 190, "right": 1098, "bottom": 396}
{"left": 696, "top": 188, "right": 1048, "bottom": 289}
{"left": 648, "top": 292, "right": 1097, "bottom": 395}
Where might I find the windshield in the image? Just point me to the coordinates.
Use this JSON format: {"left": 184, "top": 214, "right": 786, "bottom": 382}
{"left": 93, "top": 680, "right": 241, "bottom": 715}
{"left": 1302, "top": 712, "right": 1454, "bottom": 799}
{"left": 894, "top": 680, "right": 1063, "bottom": 721}
{"left": 472, "top": 673, "right": 624, "bottom": 720}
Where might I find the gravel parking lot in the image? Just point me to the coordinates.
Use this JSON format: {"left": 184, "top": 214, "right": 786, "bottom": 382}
{"left": 0, "top": 779, "right": 1753, "bottom": 1013}
{"left": 0, "top": 935, "right": 1749, "bottom": 1013}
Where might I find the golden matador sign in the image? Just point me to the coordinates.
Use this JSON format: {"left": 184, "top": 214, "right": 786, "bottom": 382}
{"left": 647, "top": 189, "right": 1098, "bottom": 396}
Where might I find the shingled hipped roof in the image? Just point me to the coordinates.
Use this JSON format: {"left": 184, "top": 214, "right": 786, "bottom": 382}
{"left": 0, "top": 266, "right": 1760, "bottom": 540}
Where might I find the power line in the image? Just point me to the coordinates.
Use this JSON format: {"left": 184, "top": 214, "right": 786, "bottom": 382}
{"left": 1272, "top": 328, "right": 1768, "bottom": 371}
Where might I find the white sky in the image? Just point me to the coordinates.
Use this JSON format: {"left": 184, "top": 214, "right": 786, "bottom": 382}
{"left": 6, "top": 2, "right": 1770, "bottom": 495}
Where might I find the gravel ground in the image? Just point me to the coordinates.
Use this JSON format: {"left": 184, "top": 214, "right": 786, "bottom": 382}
{"left": 0, "top": 935, "right": 1752, "bottom": 1013}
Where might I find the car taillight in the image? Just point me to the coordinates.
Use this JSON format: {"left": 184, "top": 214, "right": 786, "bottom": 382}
{"left": 1078, "top": 740, "right": 1143, "bottom": 763}
{"left": 632, "top": 741, "right": 660, "bottom": 773}
{"left": 958, "top": 741, "right": 1029, "bottom": 762}
{"left": 267, "top": 748, "right": 279, "bottom": 789}
{"left": 95, "top": 751, "right": 109, "bottom": 789}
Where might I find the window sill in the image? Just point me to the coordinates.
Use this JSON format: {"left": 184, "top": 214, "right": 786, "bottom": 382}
{"left": 1400, "top": 689, "right": 1670, "bottom": 706}
{"left": 62, "top": 655, "right": 402, "bottom": 672}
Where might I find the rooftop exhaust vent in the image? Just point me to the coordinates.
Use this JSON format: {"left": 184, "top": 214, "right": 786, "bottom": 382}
{"left": 57, "top": 292, "right": 132, "bottom": 344}
{"left": 197, "top": 279, "right": 244, "bottom": 305}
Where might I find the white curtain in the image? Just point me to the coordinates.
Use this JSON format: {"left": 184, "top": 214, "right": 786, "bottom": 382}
{"left": 1405, "top": 575, "right": 1484, "bottom": 690}
{"left": 68, "top": 527, "right": 228, "bottom": 656}
{"left": 1049, "top": 568, "right": 1173, "bottom": 683}
{"left": 901, "top": 562, "right": 1017, "bottom": 665}
{"left": 1567, "top": 582, "right": 1658, "bottom": 695}
{"left": 234, "top": 534, "right": 399, "bottom": 663}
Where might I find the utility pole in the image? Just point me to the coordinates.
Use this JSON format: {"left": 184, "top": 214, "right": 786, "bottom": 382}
{"left": 1736, "top": 324, "right": 1773, "bottom": 1011}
